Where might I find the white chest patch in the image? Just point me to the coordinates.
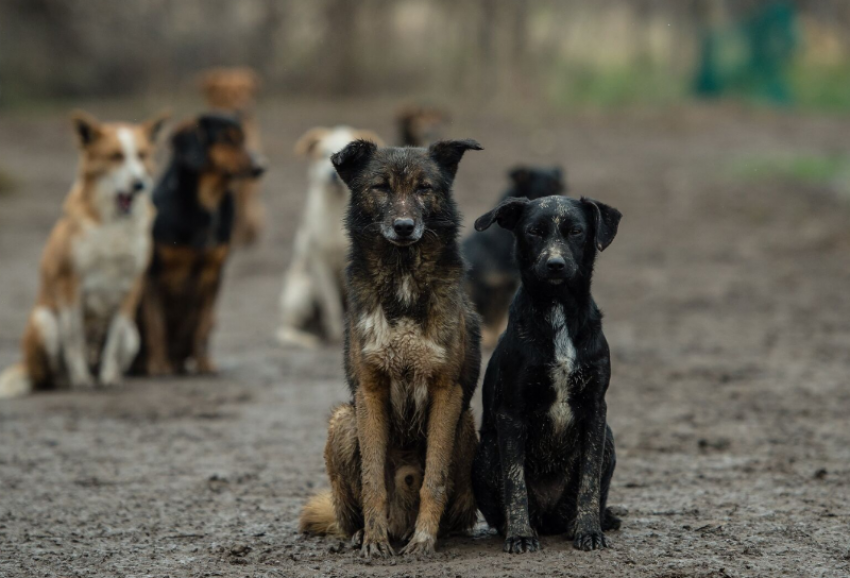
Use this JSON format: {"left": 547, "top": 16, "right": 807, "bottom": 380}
{"left": 547, "top": 304, "right": 577, "bottom": 433}
{"left": 358, "top": 306, "right": 446, "bottom": 421}
{"left": 72, "top": 210, "right": 152, "bottom": 321}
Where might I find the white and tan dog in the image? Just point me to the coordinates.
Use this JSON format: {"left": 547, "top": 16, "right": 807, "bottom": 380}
{"left": 0, "top": 110, "right": 168, "bottom": 398}
{"left": 277, "top": 126, "right": 383, "bottom": 348}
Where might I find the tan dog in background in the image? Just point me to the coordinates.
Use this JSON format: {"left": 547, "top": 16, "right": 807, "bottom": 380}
{"left": 200, "top": 67, "right": 265, "bottom": 246}
{"left": 277, "top": 126, "right": 383, "bottom": 348}
{"left": 0, "top": 110, "right": 167, "bottom": 398}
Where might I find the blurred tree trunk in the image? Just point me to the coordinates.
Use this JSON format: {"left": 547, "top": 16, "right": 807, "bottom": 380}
{"left": 322, "top": 0, "right": 359, "bottom": 95}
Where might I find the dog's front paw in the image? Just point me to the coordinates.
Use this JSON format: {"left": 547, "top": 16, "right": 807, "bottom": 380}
{"left": 359, "top": 534, "right": 394, "bottom": 559}
{"left": 402, "top": 530, "right": 436, "bottom": 558}
{"left": 195, "top": 356, "right": 218, "bottom": 375}
{"left": 69, "top": 370, "right": 95, "bottom": 390}
{"left": 146, "top": 359, "right": 174, "bottom": 377}
{"left": 504, "top": 535, "right": 540, "bottom": 554}
{"left": 573, "top": 527, "right": 609, "bottom": 551}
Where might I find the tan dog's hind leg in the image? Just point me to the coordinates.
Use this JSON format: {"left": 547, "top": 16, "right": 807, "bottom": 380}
{"left": 403, "top": 381, "right": 464, "bottom": 557}
{"left": 311, "top": 259, "right": 345, "bottom": 343}
{"left": 278, "top": 258, "right": 321, "bottom": 348}
{"left": 355, "top": 377, "right": 394, "bottom": 558}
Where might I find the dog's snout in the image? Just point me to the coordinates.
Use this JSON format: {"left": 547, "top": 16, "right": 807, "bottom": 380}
{"left": 393, "top": 218, "right": 415, "bottom": 238}
{"left": 131, "top": 179, "right": 146, "bottom": 193}
{"left": 547, "top": 256, "right": 566, "bottom": 272}
{"left": 250, "top": 153, "right": 267, "bottom": 179}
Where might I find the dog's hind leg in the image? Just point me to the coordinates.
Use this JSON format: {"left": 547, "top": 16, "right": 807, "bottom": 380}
{"left": 600, "top": 425, "right": 621, "bottom": 532}
{"left": 441, "top": 409, "right": 479, "bottom": 536}
{"left": 139, "top": 280, "right": 173, "bottom": 376}
{"left": 301, "top": 404, "right": 364, "bottom": 538}
{"left": 471, "top": 427, "right": 505, "bottom": 534}
{"left": 278, "top": 261, "right": 321, "bottom": 348}
{"left": 311, "top": 259, "right": 345, "bottom": 343}
{"left": 54, "top": 276, "right": 94, "bottom": 390}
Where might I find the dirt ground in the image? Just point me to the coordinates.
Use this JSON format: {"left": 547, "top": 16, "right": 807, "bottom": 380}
{"left": 1, "top": 100, "right": 849, "bottom": 578}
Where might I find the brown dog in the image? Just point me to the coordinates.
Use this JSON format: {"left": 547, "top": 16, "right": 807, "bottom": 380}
{"left": 200, "top": 67, "right": 265, "bottom": 246}
{"left": 0, "top": 110, "right": 167, "bottom": 397}
{"left": 134, "top": 114, "right": 264, "bottom": 376}
{"left": 396, "top": 105, "right": 450, "bottom": 147}
{"left": 299, "top": 139, "right": 483, "bottom": 558}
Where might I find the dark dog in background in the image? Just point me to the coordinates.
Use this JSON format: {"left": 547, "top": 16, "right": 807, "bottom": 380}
{"left": 463, "top": 166, "right": 566, "bottom": 348}
{"left": 300, "top": 139, "right": 482, "bottom": 558}
{"left": 134, "top": 114, "right": 265, "bottom": 376}
{"left": 471, "top": 194, "right": 622, "bottom": 553}
{"left": 396, "top": 105, "right": 450, "bottom": 147}
{"left": 200, "top": 67, "right": 266, "bottom": 246}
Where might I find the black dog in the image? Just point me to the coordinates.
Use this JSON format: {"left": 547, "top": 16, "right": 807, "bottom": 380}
{"left": 462, "top": 167, "right": 565, "bottom": 347}
{"left": 471, "top": 194, "right": 622, "bottom": 553}
{"left": 134, "top": 113, "right": 264, "bottom": 376}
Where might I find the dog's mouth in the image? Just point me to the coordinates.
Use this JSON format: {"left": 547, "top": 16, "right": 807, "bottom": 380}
{"left": 116, "top": 192, "right": 135, "bottom": 214}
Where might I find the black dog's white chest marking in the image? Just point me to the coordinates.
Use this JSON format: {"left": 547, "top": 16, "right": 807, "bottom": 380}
{"left": 546, "top": 304, "right": 576, "bottom": 432}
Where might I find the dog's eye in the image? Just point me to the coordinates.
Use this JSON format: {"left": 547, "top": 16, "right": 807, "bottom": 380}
{"left": 527, "top": 226, "right": 543, "bottom": 237}
{"left": 110, "top": 152, "right": 125, "bottom": 162}
{"left": 415, "top": 184, "right": 432, "bottom": 194}
{"left": 570, "top": 227, "right": 584, "bottom": 236}
{"left": 138, "top": 151, "right": 149, "bottom": 161}
{"left": 373, "top": 183, "right": 391, "bottom": 192}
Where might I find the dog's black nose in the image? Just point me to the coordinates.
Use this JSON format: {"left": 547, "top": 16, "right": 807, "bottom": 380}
{"left": 547, "top": 256, "right": 566, "bottom": 272}
{"left": 131, "top": 180, "right": 146, "bottom": 193}
{"left": 393, "top": 218, "right": 415, "bottom": 238}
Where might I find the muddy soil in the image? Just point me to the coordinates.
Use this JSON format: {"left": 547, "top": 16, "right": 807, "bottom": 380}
{"left": 1, "top": 100, "right": 849, "bottom": 577}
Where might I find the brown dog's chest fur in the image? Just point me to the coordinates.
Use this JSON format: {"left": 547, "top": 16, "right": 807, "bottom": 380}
{"left": 348, "top": 248, "right": 467, "bottom": 437}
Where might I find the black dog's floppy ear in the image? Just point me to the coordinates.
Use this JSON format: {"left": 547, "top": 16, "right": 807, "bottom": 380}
{"left": 428, "top": 139, "right": 483, "bottom": 179}
{"left": 581, "top": 196, "right": 622, "bottom": 251}
{"left": 171, "top": 121, "right": 207, "bottom": 171}
{"left": 331, "top": 139, "right": 378, "bottom": 186}
{"left": 474, "top": 197, "right": 529, "bottom": 232}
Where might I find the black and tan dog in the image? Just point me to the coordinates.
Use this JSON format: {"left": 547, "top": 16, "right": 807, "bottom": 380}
{"left": 300, "top": 139, "right": 483, "bottom": 558}
{"left": 462, "top": 166, "right": 566, "bottom": 348}
{"left": 133, "top": 113, "right": 264, "bottom": 376}
{"left": 471, "top": 194, "right": 622, "bottom": 553}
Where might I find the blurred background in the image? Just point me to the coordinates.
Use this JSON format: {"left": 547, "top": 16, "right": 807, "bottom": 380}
{"left": 1, "top": 0, "right": 850, "bottom": 110}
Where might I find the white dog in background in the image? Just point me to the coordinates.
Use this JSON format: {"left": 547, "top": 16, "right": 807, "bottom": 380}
{"left": 278, "top": 126, "right": 384, "bottom": 348}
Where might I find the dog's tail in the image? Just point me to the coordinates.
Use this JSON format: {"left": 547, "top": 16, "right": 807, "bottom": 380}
{"left": 0, "top": 363, "right": 32, "bottom": 399}
{"left": 299, "top": 490, "right": 342, "bottom": 537}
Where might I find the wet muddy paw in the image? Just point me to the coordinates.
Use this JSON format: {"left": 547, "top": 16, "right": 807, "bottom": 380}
{"left": 359, "top": 536, "right": 394, "bottom": 559}
{"left": 402, "top": 532, "right": 436, "bottom": 558}
{"left": 573, "top": 528, "right": 608, "bottom": 551}
{"left": 504, "top": 535, "right": 540, "bottom": 554}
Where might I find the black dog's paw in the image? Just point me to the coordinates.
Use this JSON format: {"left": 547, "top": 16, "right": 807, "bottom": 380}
{"left": 504, "top": 535, "right": 540, "bottom": 554}
{"left": 573, "top": 528, "right": 609, "bottom": 551}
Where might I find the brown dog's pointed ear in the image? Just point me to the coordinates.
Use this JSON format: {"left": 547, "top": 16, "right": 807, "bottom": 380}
{"left": 143, "top": 110, "right": 171, "bottom": 143}
{"left": 331, "top": 139, "right": 378, "bottom": 187}
{"left": 474, "top": 197, "right": 529, "bottom": 232}
{"left": 70, "top": 110, "right": 102, "bottom": 147}
{"left": 509, "top": 167, "right": 531, "bottom": 187}
{"left": 428, "top": 139, "right": 483, "bottom": 179}
{"left": 294, "top": 127, "right": 331, "bottom": 158}
{"left": 581, "top": 197, "right": 622, "bottom": 252}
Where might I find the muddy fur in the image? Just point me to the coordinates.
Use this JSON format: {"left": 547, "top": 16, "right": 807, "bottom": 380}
{"left": 299, "top": 139, "right": 482, "bottom": 559}
{"left": 133, "top": 114, "right": 264, "bottom": 376}
{"left": 462, "top": 166, "right": 566, "bottom": 348}
{"left": 471, "top": 194, "right": 623, "bottom": 553}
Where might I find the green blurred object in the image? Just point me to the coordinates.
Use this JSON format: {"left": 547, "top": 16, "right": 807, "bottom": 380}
{"left": 694, "top": 1, "right": 797, "bottom": 104}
